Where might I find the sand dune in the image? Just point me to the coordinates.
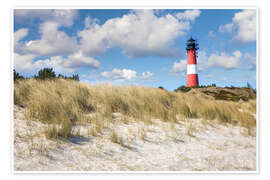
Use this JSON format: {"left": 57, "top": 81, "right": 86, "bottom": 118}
{"left": 13, "top": 105, "right": 256, "bottom": 171}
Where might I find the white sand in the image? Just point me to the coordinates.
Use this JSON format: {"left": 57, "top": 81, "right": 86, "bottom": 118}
{"left": 13, "top": 105, "right": 256, "bottom": 171}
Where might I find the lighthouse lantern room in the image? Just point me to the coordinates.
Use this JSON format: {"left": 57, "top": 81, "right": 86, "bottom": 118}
{"left": 186, "top": 37, "right": 199, "bottom": 87}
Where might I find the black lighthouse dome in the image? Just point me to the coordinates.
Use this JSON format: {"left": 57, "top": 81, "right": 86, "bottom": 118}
{"left": 186, "top": 37, "right": 199, "bottom": 51}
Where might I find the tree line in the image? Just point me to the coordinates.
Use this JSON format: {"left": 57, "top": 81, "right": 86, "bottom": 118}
{"left": 14, "top": 68, "right": 79, "bottom": 82}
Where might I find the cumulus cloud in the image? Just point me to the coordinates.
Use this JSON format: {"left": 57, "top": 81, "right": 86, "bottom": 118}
{"left": 244, "top": 53, "right": 256, "bottom": 70}
{"left": 14, "top": 12, "right": 99, "bottom": 74}
{"left": 196, "top": 50, "right": 209, "bottom": 71}
{"left": 232, "top": 10, "right": 256, "bottom": 42}
{"left": 14, "top": 28, "right": 28, "bottom": 43}
{"left": 14, "top": 10, "right": 79, "bottom": 57}
{"left": 219, "top": 10, "right": 256, "bottom": 43}
{"left": 78, "top": 9, "right": 199, "bottom": 57}
{"left": 20, "top": 22, "right": 78, "bottom": 56}
{"left": 171, "top": 59, "right": 187, "bottom": 74}
{"left": 175, "top": 9, "right": 201, "bottom": 21}
{"left": 219, "top": 23, "right": 234, "bottom": 33}
{"left": 14, "top": 9, "right": 78, "bottom": 27}
{"left": 44, "top": 51, "right": 100, "bottom": 73}
{"left": 101, "top": 68, "right": 137, "bottom": 80}
{"left": 14, "top": 53, "right": 37, "bottom": 73}
{"left": 208, "top": 30, "right": 216, "bottom": 38}
{"left": 208, "top": 51, "right": 242, "bottom": 69}
{"left": 170, "top": 49, "right": 244, "bottom": 75}
{"left": 84, "top": 16, "right": 99, "bottom": 29}
{"left": 14, "top": 9, "right": 203, "bottom": 76}
{"left": 14, "top": 28, "right": 28, "bottom": 54}
{"left": 14, "top": 51, "right": 100, "bottom": 74}
{"left": 142, "top": 72, "right": 153, "bottom": 79}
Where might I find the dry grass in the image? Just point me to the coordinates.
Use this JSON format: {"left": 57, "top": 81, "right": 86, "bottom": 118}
{"left": 110, "top": 130, "right": 125, "bottom": 146}
{"left": 14, "top": 79, "right": 257, "bottom": 140}
{"left": 140, "top": 127, "right": 148, "bottom": 141}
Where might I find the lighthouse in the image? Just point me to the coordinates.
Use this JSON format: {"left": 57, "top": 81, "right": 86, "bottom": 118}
{"left": 186, "top": 37, "right": 199, "bottom": 87}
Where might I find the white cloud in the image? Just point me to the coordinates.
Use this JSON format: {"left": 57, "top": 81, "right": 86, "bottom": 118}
{"left": 233, "top": 10, "right": 256, "bottom": 42}
{"left": 14, "top": 53, "right": 37, "bottom": 73}
{"left": 219, "top": 23, "right": 234, "bottom": 33}
{"left": 208, "top": 51, "right": 242, "bottom": 69}
{"left": 14, "top": 28, "right": 28, "bottom": 44}
{"left": 14, "top": 28, "right": 28, "bottom": 54}
{"left": 84, "top": 16, "right": 99, "bottom": 29}
{"left": 14, "top": 51, "right": 100, "bottom": 74}
{"left": 14, "top": 9, "right": 78, "bottom": 27}
{"left": 14, "top": 10, "right": 79, "bottom": 56}
{"left": 14, "top": 20, "right": 100, "bottom": 74}
{"left": 78, "top": 9, "right": 197, "bottom": 57}
{"left": 170, "top": 49, "right": 244, "bottom": 74}
{"left": 50, "top": 51, "right": 100, "bottom": 73}
{"left": 175, "top": 9, "right": 201, "bottom": 21}
{"left": 35, "top": 52, "right": 99, "bottom": 73}
{"left": 142, "top": 72, "right": 153, "bottom": 79}
{"left": 244, "top": 53, "right": 256, "bottom": 70}
{"left": 101, "top": 68, "right": 137, "bottom": 80}
{"left": 14, "top": 9, "right": 203, "bottom": 76}
{"left": 208, "top": 30, "right": 216, "bottom": 38}
{"left": 197, "top": 50, "right": 208, "bottom": 71}
{"left": 78, "top": 23, "right": 109, "bottom": 55}
{"left": 171, "top": 59, "right": 187, "bottom": 74}
{"left": 22, "top": 22, "right": 78, "bottom": 56}
{"left": 219, "top": 10, "right": 256, "bottom": 43}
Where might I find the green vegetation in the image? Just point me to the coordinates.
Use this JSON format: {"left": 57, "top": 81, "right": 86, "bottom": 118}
{"left": 211, "top": 90, "right": 244, "bottom": 101}
{"left": 35, "top": 68, "right": 56, "bottom": 80}
{"left": 174, "top": 84, "right": 217, "bottom": 93}
{"left": 175, "top": 83, "right": 256, "bottom": 102}
{"left": 57, "top": 74, "right": 79, "bottom": 81}
{"left": 158, "top": 86, "right": 166, "bottom": 90}
{"left": 14, "top": 70, "right": 25, "bottom": 81}
{"left": 175, "top": 85, "right": 191, "bottom": 93}
{"left": 13, "top": 68, "right": 79, "bottom": 82}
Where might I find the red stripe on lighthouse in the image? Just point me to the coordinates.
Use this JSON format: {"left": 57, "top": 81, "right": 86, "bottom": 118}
{"left": 187, "top": 49, "right": 197, "bottom": 64}
{"left": 187, "top": 74, "right": 199, "bottom": 87}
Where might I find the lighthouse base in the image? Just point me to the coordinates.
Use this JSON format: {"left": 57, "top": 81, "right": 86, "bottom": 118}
{"left": 187, "top": 74, "right": 199, "bottom": 87}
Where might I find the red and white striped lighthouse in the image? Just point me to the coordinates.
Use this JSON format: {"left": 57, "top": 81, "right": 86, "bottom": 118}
{"left": 186, "top": 37, "right": 199, "bottom": 87}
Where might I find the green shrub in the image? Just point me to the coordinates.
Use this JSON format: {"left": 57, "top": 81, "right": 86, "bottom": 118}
{"left": 175, "top": 85, "right": 191, "bottom": 93}
{"left": 58, "top": 73, "right": 79, "bottom": 81}
{"left": 13, "top": 69, "right": 24, "bottom": 82}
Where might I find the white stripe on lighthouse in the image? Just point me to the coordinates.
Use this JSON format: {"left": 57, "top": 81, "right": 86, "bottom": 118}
{"left": 187, "top": 64, "right": 197, "bottom": 74}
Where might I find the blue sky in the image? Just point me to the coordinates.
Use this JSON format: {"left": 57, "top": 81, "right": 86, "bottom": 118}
{"left": 14, "top": 9, "right": 257, "bottom": 91}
